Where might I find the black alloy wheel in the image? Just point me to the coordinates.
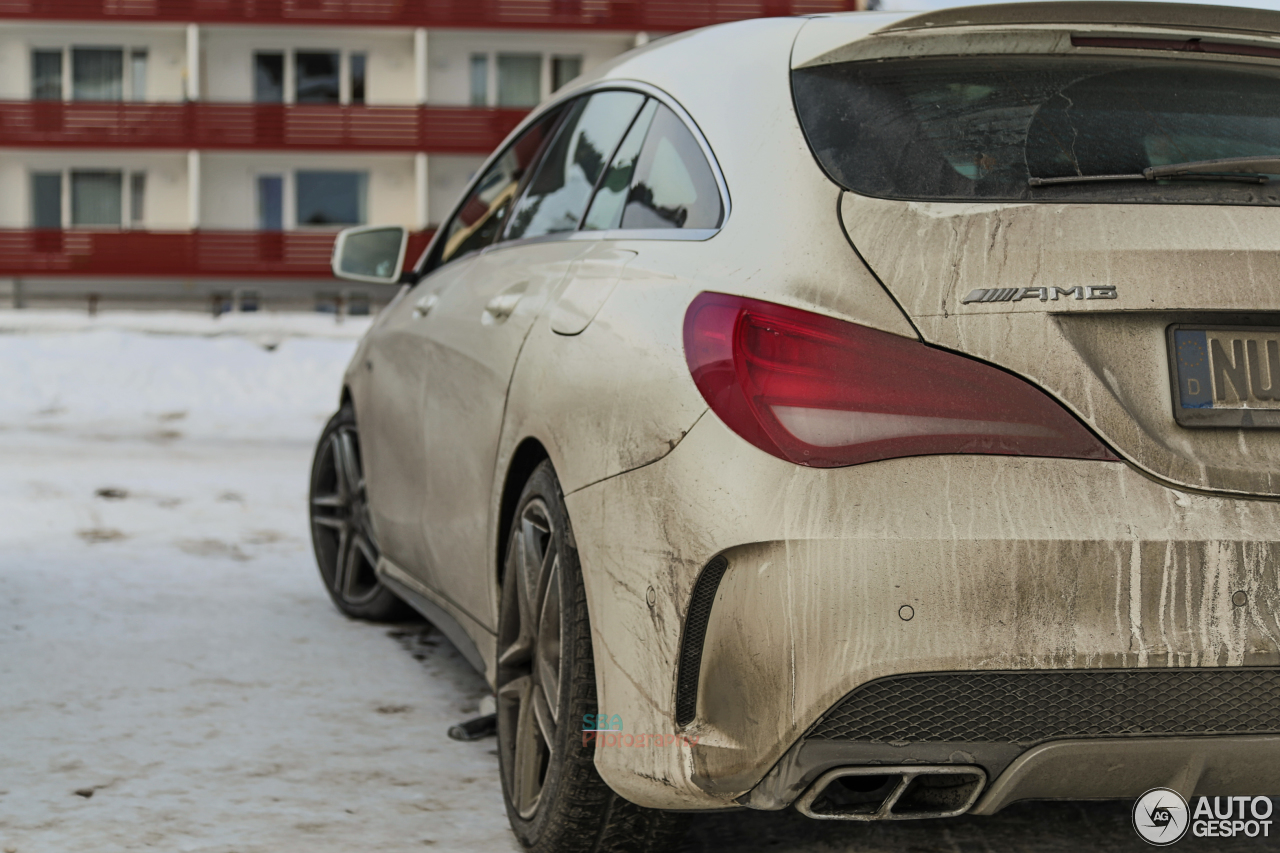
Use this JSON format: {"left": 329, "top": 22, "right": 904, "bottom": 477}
{"left": 496, "top": 461, "right": 686, "bottom": 853}
{"left": 309, "top": 404, "right": 410, "bottom": 621}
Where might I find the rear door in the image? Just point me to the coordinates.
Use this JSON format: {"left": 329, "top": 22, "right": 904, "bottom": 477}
{"left": 416, "top": 89, "right": 648, "bottom": 629}
{"left": 360, "top": 105, "right": 566, "bottom": 588}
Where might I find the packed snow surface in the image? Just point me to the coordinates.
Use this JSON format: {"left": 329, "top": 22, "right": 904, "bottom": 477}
{"left": 0, "top": 311, "right": 1265, "bottom": 853}
{"left": 0, "top": 312, "right": 516, "bottom": 853}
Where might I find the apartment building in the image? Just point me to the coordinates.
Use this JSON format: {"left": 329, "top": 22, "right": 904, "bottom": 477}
{"left": 0, "top": 1, "right": 858, "bottom": 312}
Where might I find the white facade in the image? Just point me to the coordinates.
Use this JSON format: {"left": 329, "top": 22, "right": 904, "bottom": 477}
{"left": 0, "top": 23, "right": 188, "bottom": 102}
{"left": 0, "top": 21, "right": 636, "bottom": 236}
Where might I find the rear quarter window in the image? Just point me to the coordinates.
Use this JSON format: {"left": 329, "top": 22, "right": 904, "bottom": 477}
{"left": 583, "top": 102, "right": 723, "bottom": 231}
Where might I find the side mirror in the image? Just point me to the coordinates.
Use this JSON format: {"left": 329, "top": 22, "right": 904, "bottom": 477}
{"left": 331, "top": 225, "right": 408, "bottom": 284}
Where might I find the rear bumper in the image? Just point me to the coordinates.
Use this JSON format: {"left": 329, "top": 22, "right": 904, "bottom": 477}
{"left": 972, "top": 735, "right": 1280, "bottom": 813}
{"left": 746, "top": 733, "right": 1280, "bottom": 816}
{"left": 742, "top": 668, "right": 1280, "bottom": 812}
{"left": 563, "top": 413, "right": 1280, "bottom": 810}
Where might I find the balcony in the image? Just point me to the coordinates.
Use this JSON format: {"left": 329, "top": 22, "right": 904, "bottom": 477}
{"left": 0, "top": 0, "right": 860, "bottom": 30}
{"left": 0, "top": 102, "right": 528, "bottom": 154}
{"left": 0, "top": 229, "right": 436, "bottom": 278}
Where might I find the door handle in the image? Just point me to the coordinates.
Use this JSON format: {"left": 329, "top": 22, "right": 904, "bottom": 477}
{"left": 412, "top": 293, "right": 438, "bottom": 319}
{"left": 483, "top": 282, "right": 528, "bottom": 323}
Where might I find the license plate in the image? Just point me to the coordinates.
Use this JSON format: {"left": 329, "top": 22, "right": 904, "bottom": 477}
{"left": 1169, "top": 325, "right": 1280, "bottom": 428}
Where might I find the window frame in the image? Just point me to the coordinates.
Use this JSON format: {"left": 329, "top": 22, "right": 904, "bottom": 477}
{"left": 294, "top": 169, "right": 368, "bottom": 228}
{"left": 253, "top": 51, "right": 285, "bottom": 103}
{"left": 70, "top": 46, "right": 125, "bottom": 102}
{"left": 30, "top": 171, "right": 63, "bottom": 228}
{"left": 31, "top": 45, "right": 154, "bottom": 102}
{"left": 31, "top": 49, "right": 64, "bottom": 101}
{"left": 251, "top": 47, "right": 366, "bottom": 106}
{"left": 409, "top": 81, "right": 730, "bottom": 281}
{"left": 495, "top": 52, "right": 543, "bottom": 108}
{"left": 69, "top": 169, "right": 125, "bottom": 227}
{"left": 293, "top": 49, "right": 342, "bottom": 105}
{"left": 30, "top": 167, "right": 149, "bottom": 230}
{"left": 551, "top": 55, "right": 584, "bottom": 93}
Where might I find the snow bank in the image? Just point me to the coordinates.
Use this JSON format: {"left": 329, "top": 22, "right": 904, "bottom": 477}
{"left": 0, "top": 309, "right": 372, "bottom": 341}
{"left": 0, "top": 315, "right": 360, "bottom": 444}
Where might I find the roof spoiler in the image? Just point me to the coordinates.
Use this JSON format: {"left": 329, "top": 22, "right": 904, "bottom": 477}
{"left": 878, "top": 1, "right": 1280, "bottom": 36}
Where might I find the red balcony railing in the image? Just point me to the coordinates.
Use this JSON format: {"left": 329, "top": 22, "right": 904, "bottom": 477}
{"left": 0, "top": 0, "right": 860, "bottom": 30}
{"left": 0, "top": 102, "right": 529, "bottom": 154}
{"left": 0, "top": 229, "right": 436, "bottom": 278}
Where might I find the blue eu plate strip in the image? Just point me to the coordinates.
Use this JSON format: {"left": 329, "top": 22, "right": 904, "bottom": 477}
{"left": 1175, "top": 329, "right": 1213, "bottom": 409}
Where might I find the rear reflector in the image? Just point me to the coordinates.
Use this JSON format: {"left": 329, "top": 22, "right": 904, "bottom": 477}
{"left": 683, "top": 292, "right": 1117, "bottom": 467}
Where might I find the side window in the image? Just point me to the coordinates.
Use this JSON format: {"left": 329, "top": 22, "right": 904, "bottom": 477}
{"left": 434, "top": 106, "right": 566, "bottom": 269}
{"left": 585, "top": 103, "right": 723, "bottom": 231}
{"left": 582, "top": 99, "right": 656, "bottom": 231}
{"left": 504, "top": 90, "right": 647, "bottom": 242}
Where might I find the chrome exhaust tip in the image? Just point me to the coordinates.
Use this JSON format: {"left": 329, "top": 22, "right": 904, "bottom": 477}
{"left": 793, "top": 765, "right": 986, "bottom": 821}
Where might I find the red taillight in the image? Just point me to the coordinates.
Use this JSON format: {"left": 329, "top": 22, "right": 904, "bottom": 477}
{"left": 683, "top": 292, "right": 1117, "bottom": 467}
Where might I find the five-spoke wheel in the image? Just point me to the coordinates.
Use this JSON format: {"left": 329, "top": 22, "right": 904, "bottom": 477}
{"left": 497, "top": 497, "right": 564, "bottom": 818}
{"left": 495, "top": 461, "right": 686, "bottom": 853}
{"left": 308, "top": 404, "right": 409, "bottom": 621}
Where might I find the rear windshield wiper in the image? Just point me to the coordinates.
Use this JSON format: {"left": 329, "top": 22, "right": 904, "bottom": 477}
{"left": 1028, "top": 156, "right": 1280, "bottom": 187}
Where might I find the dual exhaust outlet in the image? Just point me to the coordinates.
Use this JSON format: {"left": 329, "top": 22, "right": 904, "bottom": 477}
{"left": 794, "top": 765, "right": 987, "bottom": 821}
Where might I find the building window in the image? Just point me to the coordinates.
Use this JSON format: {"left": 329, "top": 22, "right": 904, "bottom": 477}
{"left": 31, "top": 170, "right": 147, "bottom": 228}
{"left": 130, "top": 49, "right": 148, "bottom": 100}
{"left": 32, "top": 50, "right": 63, "bottom": 100}
{"left": 35, "top": 48, "right": 149, "bottom": 100}
{"left": 31, "top": 172, "right": 62, "bottom": 228}
{"left": 350, "top": 52, "right": 367, "bottom": 105}
{"left": 253, "top": 52, "right": 284, "bottom": 103}
{"left": 497, "top": 53, "right": 541, "bottom": 107}
{"left": 71, "top": 170, "right": 123, "bottom": 226}
{"left": 72, "top": 48, "right": 124, "bottom": 101}
{"left": 295, "top": 51, "right": 340, "bottom": 103}
{"left": 129, "top": 171, "right": 146, "bottom": 226}
{"left": 257, "top": 175, "right": 284, "bottom": 230}
{"left": 551, "top": 55, "right": 582, "bottom": 92}
{"left": 469, "top": 53, "right": 489, "bottom": 106}
{"left": 296, "top": 171, "right": 366, "bottom": 226}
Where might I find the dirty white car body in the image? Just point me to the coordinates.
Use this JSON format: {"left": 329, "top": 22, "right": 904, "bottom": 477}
{"left": 324, "top": 0, "right": 1280, "bottom": 827}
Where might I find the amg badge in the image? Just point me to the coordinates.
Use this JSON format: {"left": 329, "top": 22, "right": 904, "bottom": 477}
{"left": 961, "top": 286, "right": 1117, "bottom": 304}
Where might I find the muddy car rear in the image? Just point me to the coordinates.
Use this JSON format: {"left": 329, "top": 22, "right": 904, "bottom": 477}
{"left": 318, "top": 4, "right": 1280, "bottom": 847}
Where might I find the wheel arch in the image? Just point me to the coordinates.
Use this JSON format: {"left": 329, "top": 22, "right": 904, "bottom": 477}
{"left": 496, "top": 437, "right": 551, "bottom": 585}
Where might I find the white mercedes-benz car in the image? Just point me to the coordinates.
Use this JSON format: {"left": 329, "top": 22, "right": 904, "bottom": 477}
{"left": 312, "top": 3, "right": 1280, "bottom": 849}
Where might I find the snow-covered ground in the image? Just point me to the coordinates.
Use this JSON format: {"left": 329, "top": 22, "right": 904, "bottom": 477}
{"left": 0, "top": 311, "right": 1268, "bottom": 853}
{"left": 0, "top": 313, "right": 518, "bottom": 853}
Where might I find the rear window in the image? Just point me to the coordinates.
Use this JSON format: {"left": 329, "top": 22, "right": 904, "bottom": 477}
{"left": 792, "top": 56, "right": 1280, "bottom": 205}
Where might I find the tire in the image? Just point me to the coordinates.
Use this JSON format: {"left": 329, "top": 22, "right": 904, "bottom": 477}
{"left": 496, "top": 461, "right": 687, "bottom": 853}
{"left": 308, "top": 403, "right": 412, "bottom": 622}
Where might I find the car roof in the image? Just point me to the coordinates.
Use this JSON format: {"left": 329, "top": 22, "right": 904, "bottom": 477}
{"left": 565, "top": 2, "right": 1280, "bottom": 89}
{"left": 876, "top": 0, "right": 1280, "bottom": 35}
{"left": 488, "top": 1, "right": 1280, "bottom": 256}
{"left": 792, "top": 1, "right": 1280, "bottom": 68}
